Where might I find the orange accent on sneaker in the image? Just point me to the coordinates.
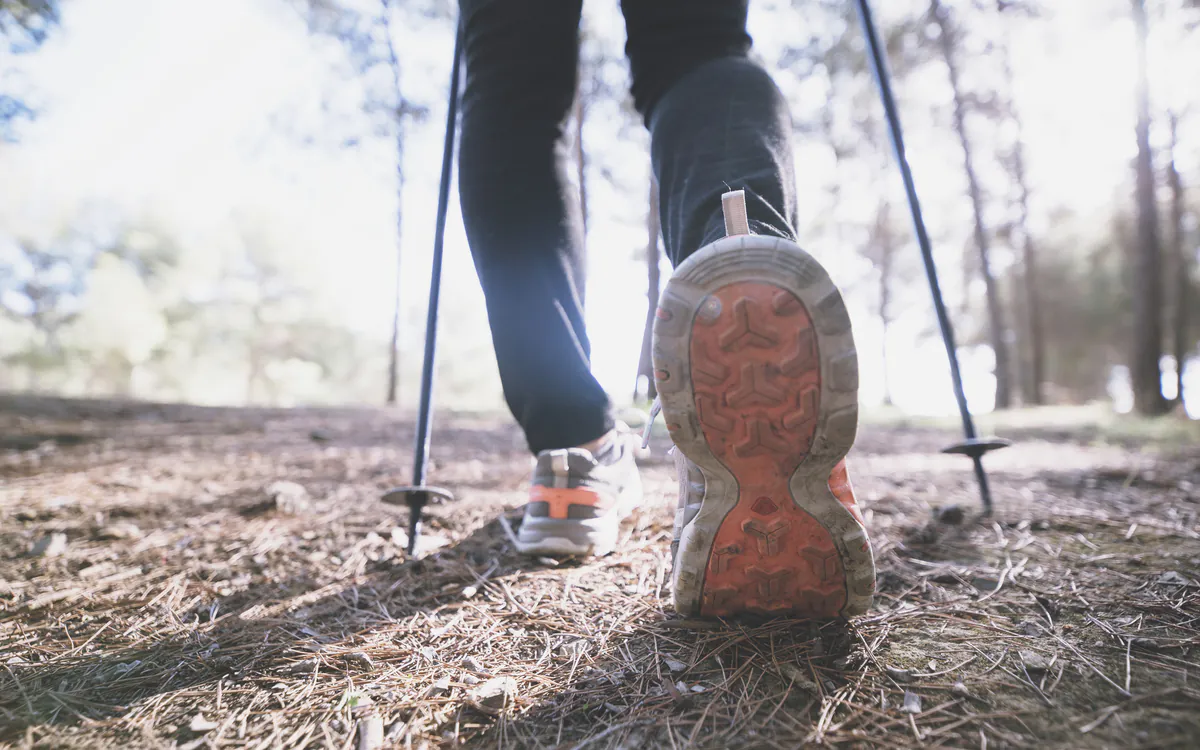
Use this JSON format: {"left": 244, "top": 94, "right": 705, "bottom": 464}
{"left": 689, "top": 281, "right": 848, "bottom": 617}
{"left": 529, "top": 486, "right": 608, "bottom": 520}
{"left": 827, "top": 460, "right": 865, "bottom": 527}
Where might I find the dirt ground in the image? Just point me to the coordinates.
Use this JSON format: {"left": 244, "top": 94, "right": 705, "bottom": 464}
{"left": 1, "top": 394, "right": 1198, "bottom": 749}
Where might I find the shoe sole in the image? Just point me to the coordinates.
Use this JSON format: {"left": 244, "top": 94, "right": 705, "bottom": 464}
{"left": 653, "top": 235, "right": 875, "bottom": 618}
{"left": 513, "top": 480, "right": 643, "bottom": 557}
{"left": 514, "top": 516, "right": 619, "bottom": 557}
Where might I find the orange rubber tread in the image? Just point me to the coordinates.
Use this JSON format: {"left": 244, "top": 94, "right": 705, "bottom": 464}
{"left": 689, "top": 282, "right": 847, "bottom": 617}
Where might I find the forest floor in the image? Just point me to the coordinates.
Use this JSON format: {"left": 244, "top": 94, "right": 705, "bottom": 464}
{"left": 1, "top": 394, "right": 1198, "bottom": 749}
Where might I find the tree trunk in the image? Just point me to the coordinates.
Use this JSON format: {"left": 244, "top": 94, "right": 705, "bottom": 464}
{"left": 997, "top": 1, "right": 1045, "bottom": 406}
{"left": 385, "top": 123, "right": 406, "bottom": 405}
{"left": 1167, "top": 110, "right": 1189, "bottom": 407}
{"left": 636, "top": 179, "right": 661, "bottom": 402}
{"left": 875, "top": 199, "right": 896, "bottom": 407}
{"left": 385, "top": 151, "right": 404, "bottom": 406}
{"left": 931, "top": 0, "right": 1013, "bottom": 410}
{"left": 247, "top": 304, "right": 263, "bottom": 404}
{"left": 382, "top": 0, "right": 405, "bottom": 406}
{"left": 1130, "top": 0, "right": 1169, "bottom": 415}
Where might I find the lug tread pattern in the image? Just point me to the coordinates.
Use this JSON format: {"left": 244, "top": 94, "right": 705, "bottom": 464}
{"left": 688, "top": 282, "right": 847, "bottom": 617}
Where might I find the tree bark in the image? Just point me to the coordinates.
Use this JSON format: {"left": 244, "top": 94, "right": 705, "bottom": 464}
{"left": 875, "top": 199, "right": 896, "bottom": 407}
{"left": 636, "top": 179, "right": 661, "bottom": 402}
{"left": 382, "top": 0, "right": 405, "bottom": 406}
{"left": 931, "top": 0, "right": 1013, "bottom": 409}
{"left": 385, "top": 144, "right": 405, "bottom": 406}
{"left": 997, "top": 0, "right": 1045, "bottom": 406}
{"left": 1130, "top": 0, "right": 1169, "bottom": 415}
{"left": 1167, "top": 110, "right": 1189, "bottom": 407}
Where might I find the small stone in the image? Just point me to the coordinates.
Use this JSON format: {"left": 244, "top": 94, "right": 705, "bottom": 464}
{"left": 266, "top": 481, "right": 310, "bottom": 514}
{"left": 461, "top": 656, "right": 489, "bottom": 675}
{"left": 31, "top": 533, "right": 67, "bottom": 557}
{"left": 356, "top": 716, "right": 383, "bottom": 750}
{"left": 1019, "top": 650, "right": 1051, "bottom": 672}
{"left": 935, "top": 504, "right": 966, "bottom": 525}
{"left": 96, "top": 523, "right": 141, "bottom": 541}
{"left": 112, "top": 660, "right": 142, "bottom": 676}
{"left": 347, "top": 652, "right": 374, "bottom": 670}
{"left": 419, "top": 647, "right": 437, "bottom": 663}
{"left": 884, "top": 666, "right": 912, "bottom": 682}
{"left": 426, "top": 676, "right": 452, "bottom": 698}
{"left": 309, "top": 429, "right": 333, "bottom": 443}
{"left": 664, "top": 658, "right": 687, "bottom": 673}
{"left": 390, "top": 527, "right": 408, "bottom": 547}
{"left": 189, "top": 713, "right": 219, "bottom": 733}
{"left": 951, "top": 681, "right": 970, "bottom": 698}
{"left": 284, "top": 657, "right": 319, "bottom": 674}
{"left": 901, "top": 691, "right": 922, "bottom": 714}
{"left": 778, "top": 663, "right": 817, "bottom": 691}
{"left": 468, "top": 676, "right": 517, "bottom": 714}
{"left": 1157, "top": 571, "right": 1190, "bottom": 586}
{"left": 971, "top": 576, "right": 1001, "bottom": 593}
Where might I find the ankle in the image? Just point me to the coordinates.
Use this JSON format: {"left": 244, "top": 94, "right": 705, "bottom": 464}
{"left": 575, "top": 429, "right": 615, "bottom": 455}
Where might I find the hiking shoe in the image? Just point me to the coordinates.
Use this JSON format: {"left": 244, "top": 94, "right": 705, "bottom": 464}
{"left": 653, "top": 191, "right": 876, "bottom": 618}
{"left": 514, "top": 428, "right": 643, "bottom": 557}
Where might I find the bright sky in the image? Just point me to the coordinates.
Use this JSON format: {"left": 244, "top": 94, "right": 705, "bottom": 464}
{"left": 2, "top": 0, "right": 1195, "bottom": 414}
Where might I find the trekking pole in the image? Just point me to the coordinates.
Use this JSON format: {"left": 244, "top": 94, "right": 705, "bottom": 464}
{"left": 852, "top": 0, "right": 1010, "bottom": 513}
{"left": 381, "top": 21, "right": 464, "bottom": 552}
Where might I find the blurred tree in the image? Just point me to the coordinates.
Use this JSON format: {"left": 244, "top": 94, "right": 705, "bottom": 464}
{"left": 869, "top": 198, "right": 899, "bottom": 406}
{"left": 0, "top": 0, "right": 58, "bottom": 141}
{"left": 569, "top": 9, "right": 639, "bottom": 313}
{"left": 995, "top": 0, "right": 1046, "bottom": 405}
{"left": 1037, "top": 211, "right": 1133, "bottom": 400}
{"left": 1160, "top": 0, "right": 1199, "bottom": 407}
{"left": 0, "top": 233, "right": 88, "bottom": 387}
{"left": 376, "top": 0, "right": 429, "bottom": 406}
{"left": 62, "top": 253, "right": 167, "bottom": 396}
{"left": 1165, "top": 110, "right": 1190, "bottom": 406}
{"left": 288, "top": 0, "right": 436, "bottom": 406}
{"left": 803, "top": 0, "right": 925, "bottom": 406}
{"left": 1129, "top": 0, "right": 1169, "bottom": 414}
{"left": 929, "top": 0, "right": 1014, "bottom": 409}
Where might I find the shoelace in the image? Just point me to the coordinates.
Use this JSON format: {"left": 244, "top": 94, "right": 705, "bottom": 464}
{"left": 641, "top": 397, "right": 662, "bottom": 450}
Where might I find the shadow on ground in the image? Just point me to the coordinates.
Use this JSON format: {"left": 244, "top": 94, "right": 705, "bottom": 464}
{"left": 2, "top": 395, "right": 1198, "bottom": 748}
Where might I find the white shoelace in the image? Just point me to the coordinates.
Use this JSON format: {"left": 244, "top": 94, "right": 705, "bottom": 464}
{"left": 641, "top": 397, "right": 662, "bottom": 450}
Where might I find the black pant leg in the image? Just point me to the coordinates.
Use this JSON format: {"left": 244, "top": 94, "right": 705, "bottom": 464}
{"left": 457, "top": 0, "right": 614, "bottom": 454}
{"left": 620, "top": 0, "right": 800, "bottom": 266}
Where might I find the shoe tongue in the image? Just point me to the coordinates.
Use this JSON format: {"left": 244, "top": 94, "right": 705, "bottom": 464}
{"left": 589, "top": 437, "right": 622, "bottom": 466}
{"left": 537, "top": 447, "right": 599, "bottom": 478}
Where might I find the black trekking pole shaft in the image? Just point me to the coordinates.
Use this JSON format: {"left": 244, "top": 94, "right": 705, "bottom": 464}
{"left": 852, "top": 0, "right": 994, "bottom": 512}
{"left": 408, "top": 22, "right": 464, "bottom": 552}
